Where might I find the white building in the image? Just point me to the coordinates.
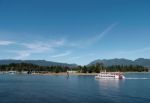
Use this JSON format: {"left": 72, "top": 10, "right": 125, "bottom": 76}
{"left": 67, "top": 70, "right": 77, "bottom": 73}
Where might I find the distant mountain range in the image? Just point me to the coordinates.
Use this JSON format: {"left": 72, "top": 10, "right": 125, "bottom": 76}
{"left": 88, "top": 58, "right": 150, "bottom": 67}
{"left": 0, "top": 58, "right": 150, "bottom": 67}
{"left": 0, "top": 60, "right": 77, "bottom": 67}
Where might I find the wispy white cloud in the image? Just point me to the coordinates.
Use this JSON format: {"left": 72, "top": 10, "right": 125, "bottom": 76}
{"left": 51, "top": 51, "right": 71, "bottom": 58}
{"left": 13, "top": 39, "right": 65, "bottom": 59}
{"left": 69, "top": 23, "right": 117, "bottom": 48}
{"left": 14, "top": 51, "right": 30, "bottom": 59}
{"left": 22, "top": 39, "right": 65, "bottom": 53}
{"left": 22, "top": 42, "right": 52, "bottom": 53}
{"left": 0, "top": 40, "right": 15, "bottom": 45}
{"left": 89, "top": 23, "right": 117, "bottom": 43}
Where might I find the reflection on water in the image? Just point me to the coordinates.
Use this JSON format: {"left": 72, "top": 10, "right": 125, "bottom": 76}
{"left": 125, "top": 77, "right": 150, "bottom": 80}
{"left": 96, "top": 79, "right": 125, "bottom": 98}
{"left": 96, "top": 79, "right": 122, "bottom": 89}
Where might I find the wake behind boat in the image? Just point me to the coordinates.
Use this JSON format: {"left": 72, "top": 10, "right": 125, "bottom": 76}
{"left": 95, "top": 71, "right": 125, "bottom": 79}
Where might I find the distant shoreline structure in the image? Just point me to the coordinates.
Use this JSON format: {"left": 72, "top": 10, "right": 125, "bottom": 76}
{"left": 0, "top": 71, "right": 149, "bottom": 76}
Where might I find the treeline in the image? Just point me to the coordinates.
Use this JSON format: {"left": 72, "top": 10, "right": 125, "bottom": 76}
{"left": 73, "top": 63, "right": 149, "bottom": 73}
{"left": 0, "top": 63, "right": 149, "bottom": 73}
{"left": 0, "top": 63, "right": 69, "bottom": 73}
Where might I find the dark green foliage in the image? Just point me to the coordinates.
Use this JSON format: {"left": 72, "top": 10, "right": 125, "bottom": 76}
{"left": 104, "top": 65, "right": 149, "bottom": 72}
{"left": 0, "top": 63, "right": 148, "bottom": 73}
{"left": 78, "top": 63, "right": 149, "bottom": 73}
{"left": 0, "top": 63, "right": 70, "bottom": 73}
{"left": 82, "top": 66, "right": 87, "bottom": 73}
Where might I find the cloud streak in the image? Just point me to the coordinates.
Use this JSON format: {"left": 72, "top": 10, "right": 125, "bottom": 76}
{"left": 0, "top": 40, "right": 15, "bottom": 45}
{"left": 14, "top": 51, "right": 30, "bottom": 59}
{"left": 51, "top": 51, "right": 71, "bottom": 58}
{"left": 92, "top": 23, "right": 117, "bottom": 43}
{"left": 22, "top": 39, "right": 65, "bottom": 52}
{"left": 69, "top": 23, "right": 117, "bottom": 47}
{"left": 13, "top": 39, "right": 65, "bottom": 59}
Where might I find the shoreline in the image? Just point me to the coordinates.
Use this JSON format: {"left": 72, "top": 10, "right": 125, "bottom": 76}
{"left": 0, "top": 71, "right": 149, "bottom": 76}
{"left": 32, "top": 72, "right": 150, "bottom": 76}
{"left": 32, "top": 72, "right": 98, "bottom": 76}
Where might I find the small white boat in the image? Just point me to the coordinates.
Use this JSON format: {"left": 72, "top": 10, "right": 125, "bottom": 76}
{"left": 8, "top": 71, "right": 16, "bottom": 74}
{"left": 95, "top": 71, "right": 125, "bottom": 79}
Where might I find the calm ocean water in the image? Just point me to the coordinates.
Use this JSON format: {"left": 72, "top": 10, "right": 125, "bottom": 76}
{"left": 0, "top": 73, "right": 150, "bottom": 103}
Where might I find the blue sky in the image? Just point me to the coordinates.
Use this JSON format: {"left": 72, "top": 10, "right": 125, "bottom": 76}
{"left": 0, "top": 0, "right": 150, "bottom": 65}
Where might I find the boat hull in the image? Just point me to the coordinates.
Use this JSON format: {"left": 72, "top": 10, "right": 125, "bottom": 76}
{"left": 95, "top": 76, "right": 125, "bottom": 79}
{"left": 95, "top": 72, "right": 125, "bottom": 79}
